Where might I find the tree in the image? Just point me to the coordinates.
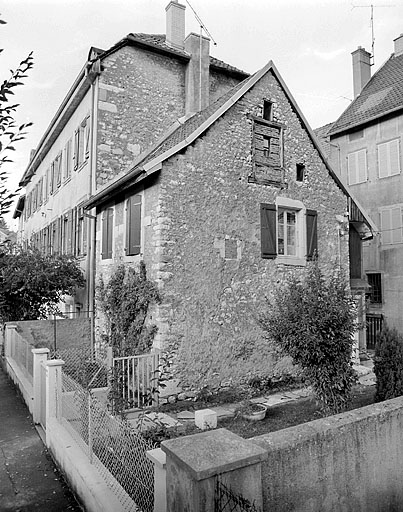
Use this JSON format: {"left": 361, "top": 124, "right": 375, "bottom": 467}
{"left": 260, "top": 261, "right": 357, "bottom": 414}
{"left": 0, "top": 244, "right": 85, "bottom": 322}
{"left": 0, "top": 16, "right": 33, "bottom": 217}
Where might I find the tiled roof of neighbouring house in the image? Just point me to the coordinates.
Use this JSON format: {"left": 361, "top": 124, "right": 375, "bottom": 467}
{"left": 314, "top": 122, "right": 334, "bottom": 158}
{"left": 329, "top": 52, "right": 403, "bottom": 135}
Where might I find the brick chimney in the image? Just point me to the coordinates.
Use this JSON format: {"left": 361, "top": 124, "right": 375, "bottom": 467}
{"left": 394, "top": 34, "right": 403, "bottom": 56}
{"left": 166, "top": 0, "right": 186, "bottom": 49}
{"left": 184, "top": 33, "right": 210, "bottom": 113}
{"left": 352, "top": 47, "right": 371, "bottom": 99}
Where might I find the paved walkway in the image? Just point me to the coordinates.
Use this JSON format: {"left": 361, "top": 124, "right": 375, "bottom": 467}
{"left": 0, "top": 364, "right": 82, "bottom": 512}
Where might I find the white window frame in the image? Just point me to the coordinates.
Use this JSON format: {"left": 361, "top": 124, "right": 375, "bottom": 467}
{"left": 377, "top": 138, "right": 401, "bottom": 179}
{"left": 347, "top": 148, "right": 367, "bottom": 185}
{"left": 275, "top": 197, "right": 306, "bottom": 266}
{"left": 380, "top": 204, "right": 403, "bottom": 245}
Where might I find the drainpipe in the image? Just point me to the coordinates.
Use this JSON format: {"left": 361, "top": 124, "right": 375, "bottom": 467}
{"left": 87, "top": 70, "right": 100, "bottom": 355}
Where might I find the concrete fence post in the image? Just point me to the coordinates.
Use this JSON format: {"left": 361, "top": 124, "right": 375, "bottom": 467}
{"left": 146, "top": 448, "right": 166, "bottom": 512}
{"left": 45, "top": 359, "right": 65, "bottom": 447}
{"left": 161, "top": 428, "right": 267, "bottom": 512}
{"left": 32, "top": 348, "right": 49, "bottom": 424}
{"left": 4, "top": 323, "right": 18, "bottom": 360}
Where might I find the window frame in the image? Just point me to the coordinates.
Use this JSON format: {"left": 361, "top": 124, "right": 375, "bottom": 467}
{"left": 347, "top": 148, "right": 367, "bottom": 185}
{"left": 377, "top": 138, "right": 401, "bottom": 179}
{"left": 260, "top": 198, "right": 316, "bottom": 266}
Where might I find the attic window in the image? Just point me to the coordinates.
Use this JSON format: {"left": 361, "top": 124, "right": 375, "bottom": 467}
{"left": 296, "top": 163, "right": 305, "bottom": 182}
{"left": 263, "top": 100, "right": 273, "bottom": 121}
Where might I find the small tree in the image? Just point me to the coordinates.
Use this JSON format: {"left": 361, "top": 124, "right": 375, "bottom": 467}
{"left": 97, "top": 262, "right": 160, "bottom": 356}
{"left": 0, "top": 17, "right": 34, "bottom": 217}
{"left": 0, "top": 244, "right": 85, "bottom": 322}
{"left": 260, "top": 261, "right": 357, "bottom": 414}
{"left": 374, "top": 325, "right": 403, "bottom": 402}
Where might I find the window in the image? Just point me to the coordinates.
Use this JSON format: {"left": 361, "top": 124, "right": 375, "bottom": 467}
{"left": 250, "top": 118, "right": 284, "bottom": 187}
{"left": 260, "top": 200, "right": 317, "bottom": 263}
{"left": 367, "top": 273, "right": 382, "bottom": 304}
{"left": 296, "top": 163, "right": 305, "bottom": 182}
{"left": 64, "top": 139, "right": 72, "bottom": 181}
{"left": 126, "top": 195, "right": 142, "bottom": 256}
{"left": 73, "top": 117, "right": 90, "bottom": 171}
{"left": 347, "top": 149, "right": 367, "bottom": 185}
{"left": 76, "top": 208, "right": 87, "bottom": 257}
{"left": 378, "top": 139, "right": 400, "bottom": 178}
{"left": 102, "top": 207, "right": 113, "bottom": 259}
{"left": 56, "top": 153, "right": 62, "bottom": 188}
{"left": 263, "top": 100, "right": 273, "bottom": 121}
{"left": 380, "top": 205, "right": 403, "bottom": 244}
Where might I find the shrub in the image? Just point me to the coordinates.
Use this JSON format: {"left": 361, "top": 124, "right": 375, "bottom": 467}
{"left": 260, "top": 260, "right": 357, "bottom": 414}
{"left": 374, "top": 325, "right": 403, "bottom": 402}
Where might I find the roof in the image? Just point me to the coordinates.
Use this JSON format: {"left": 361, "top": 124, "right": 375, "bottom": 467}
{"left": 19, "top": 33, "right": 248, "bottom": 188}
{"left": 84, "top": 59, "right": 376, "bottom": 238}
{"left": 329, "top": 52, "right": 403, "bottom": 136}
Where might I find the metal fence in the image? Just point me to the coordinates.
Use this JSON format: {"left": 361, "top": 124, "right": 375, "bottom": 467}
{"left": 9, "top": 329, "right": 33, "bottom": 383}
{"left": 367, "top": 313, "right": 383, "bottom": 350}
{"left": 112, "top": 353, "right": 160, "bottom": 410}
{"left": 214, "top": 475, "right": 262, "bottom": 512}
{"left": 59, "top": 370, "right": 155, "bottom": 512}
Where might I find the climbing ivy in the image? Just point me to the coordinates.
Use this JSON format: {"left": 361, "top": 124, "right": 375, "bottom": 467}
{"left": 96, "top": 262, "right": 160, "bottom": 356}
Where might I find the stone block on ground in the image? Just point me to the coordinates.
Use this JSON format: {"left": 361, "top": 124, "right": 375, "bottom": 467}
{"left": 195, "top": 408, "right": 217, "bottom": 430}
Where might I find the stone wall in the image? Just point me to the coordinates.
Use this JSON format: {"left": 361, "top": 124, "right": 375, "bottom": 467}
{"left": 252, "top": 395, "right": 403, "bottom": 511}
{"left": 154, "top": 69, "right": 349, "bottom": 388}
{"left": 96, "top": 46, "right": 186, "bottom": 189}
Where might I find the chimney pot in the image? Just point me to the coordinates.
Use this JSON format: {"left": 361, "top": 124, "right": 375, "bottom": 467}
{"left": 166, "top": 0, "right": 186, "bottom": 49}
{"left": 352, "top": 47, "right": 371, "bottom": 99}
{"left": 393, "top": 34, "right": 403, "bottom": 56}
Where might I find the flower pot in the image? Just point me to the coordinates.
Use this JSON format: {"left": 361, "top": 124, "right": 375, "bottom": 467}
{"left": 242, "top": 404, "right": 267, "bottom": 421}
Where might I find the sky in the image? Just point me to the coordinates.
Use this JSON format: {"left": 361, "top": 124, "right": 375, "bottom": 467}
{"left": 2, "top": 0, "right": 403, "bottom": 227}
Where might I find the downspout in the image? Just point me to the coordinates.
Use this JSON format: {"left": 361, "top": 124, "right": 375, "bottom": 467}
{"left": 87, "top": 65, "right": 100, "bottom": 355}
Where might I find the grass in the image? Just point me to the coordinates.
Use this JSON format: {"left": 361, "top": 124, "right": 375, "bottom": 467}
{"left": 143, "top": 384, "right": 375, "bottom": 445}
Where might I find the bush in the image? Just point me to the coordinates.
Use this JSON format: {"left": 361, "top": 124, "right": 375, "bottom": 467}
{"left": 260, "top": 261, "right": 357, "bottom": 414}
{"left": 374, "top": 325, "right": 403, "bottom": 402}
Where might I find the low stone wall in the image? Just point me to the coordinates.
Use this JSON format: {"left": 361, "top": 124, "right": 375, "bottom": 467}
{"left": 252, "top": 396, "right": 403, "bottom": 512}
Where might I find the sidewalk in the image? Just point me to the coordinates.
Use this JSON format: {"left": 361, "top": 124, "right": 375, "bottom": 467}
{"left": 0, "top": 363, "right": 82, "bottom": 511}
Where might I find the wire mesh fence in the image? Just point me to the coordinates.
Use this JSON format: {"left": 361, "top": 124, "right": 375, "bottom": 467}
{"left": 59, "top": 370, "right": 155, "bottom": 512}
{"left": 10, "top": 329, "right": 34, "bottom": 383}
{"left": 214, "top": 475, "right": 262, "bottom": 512}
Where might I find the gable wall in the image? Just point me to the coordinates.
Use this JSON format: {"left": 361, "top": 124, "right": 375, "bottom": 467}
{"left": 154, "top": 70, "right": 349, "bottom": 388}
{"left": 96, "top": 46, "right": 186, "bottom": 189}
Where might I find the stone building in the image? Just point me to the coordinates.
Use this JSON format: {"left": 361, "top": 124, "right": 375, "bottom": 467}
{"left": 15, "top": 0, "right": 248, "bottom": 319}
{"left": 321, "top": 34, "right": 403, "bottom": 349}
{"left": 85, "top": 58, "right": 374, "bottom": 387}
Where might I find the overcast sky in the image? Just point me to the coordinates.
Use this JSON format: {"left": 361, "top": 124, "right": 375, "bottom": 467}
{"left": 2, "top": 0, "right": 403, "bottom": 227}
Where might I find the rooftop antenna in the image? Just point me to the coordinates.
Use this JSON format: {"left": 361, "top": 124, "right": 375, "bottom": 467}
{"left": 184, "top": 0, "right": 217, "bottom": 46}
{"left": 351, "top": 2, "right": 395, "bottom": 66}
{"left": 184, "top": 0, "right": 217, "bottom": 111}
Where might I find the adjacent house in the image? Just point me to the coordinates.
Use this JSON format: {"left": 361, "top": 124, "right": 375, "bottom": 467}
{"left": 84, "top": 55, "right": 374, "bottom": 387}
{"left": 15, "top": 0, "right": 248, "bottom": 319}
{"left": 321, "top": 34, "right": 403, "bottom": 351}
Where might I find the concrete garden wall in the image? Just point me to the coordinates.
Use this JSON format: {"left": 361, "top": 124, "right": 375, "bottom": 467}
{"left": 252, "top": 395, "right": 403, "bottom": 511}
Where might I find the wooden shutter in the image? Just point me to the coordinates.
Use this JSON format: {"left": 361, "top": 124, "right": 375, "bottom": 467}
{"left": 126, "top": 195, "right": 142, "bottom": 256}
{"left": 73, "top": 129, "right": 79, "bottom": 170}
{"left": 102, "top": 208, "right": 113, "bottom": 259}
{"left": 85, "top": 117, "right": 91, "bottom": 158}
{"left": 306, "top": 209, "right": 318, "bottom": 260}
{"left": 260, "top": 203, "right": 277, "bottom": 259}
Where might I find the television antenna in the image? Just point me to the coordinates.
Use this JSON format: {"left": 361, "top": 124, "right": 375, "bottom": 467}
{"left": 184, "top": 0, "right": 217, "bottom": 46}
{"left": 351, "top": 2, "right": 395, "bottom": 65}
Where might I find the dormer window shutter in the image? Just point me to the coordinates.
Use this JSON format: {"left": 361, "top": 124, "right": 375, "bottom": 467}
{"left": 261, "top": 203, "right": 277, "bottom": 259}
{"left": 306, "top": 209, "right": 318, "bottom": 260}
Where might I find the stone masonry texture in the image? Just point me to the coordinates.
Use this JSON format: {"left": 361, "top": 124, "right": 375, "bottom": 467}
{"left": 152, "top": 69, "right": 349, "bottom": 388}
